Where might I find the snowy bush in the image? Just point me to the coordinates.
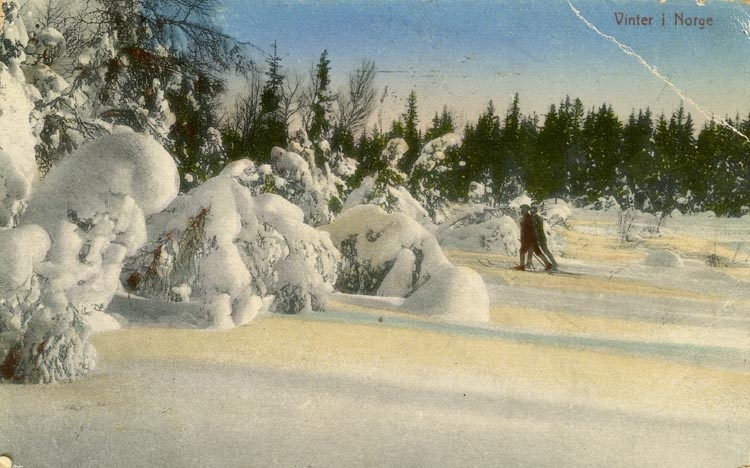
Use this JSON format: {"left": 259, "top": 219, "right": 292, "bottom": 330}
{"left": 0, "top": 64, "right": 38, "bottom": 227}
{"left": 342, "top": 138, "right": 429, "bottom": 223}
{"left": 323, "top": 205, "right": 489, "bottom": 321}
{"left": 508, "top": 194, "right": 533, "bottom": 211}
{"left": 542, "top": 199, "right": 573, "bottom": 228}
{"left": 124, "top": 163, "right": 340, "bottom": 327}
{"left": 233, "top": 143, "right": 341, "bottom": 227}
{"left": 439, "top": 208, "right": 520, "bottom": 255}
{"left": 585, "top": 195, "right": 621, "bottom": 212}
{"left": 5, "top": 132, "right": 180, "bottom": 383}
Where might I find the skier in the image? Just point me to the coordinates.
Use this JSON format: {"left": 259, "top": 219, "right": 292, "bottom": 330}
{"left": 515, "top": 204, "right": 553, "bottom": 271}
{"left": 531, "top": 205, "right": 558, "bottom": 270}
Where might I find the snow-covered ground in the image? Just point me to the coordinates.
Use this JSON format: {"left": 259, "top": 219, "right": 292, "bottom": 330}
{"left": 2, "top": 207, "right": 750, "bottom": 468}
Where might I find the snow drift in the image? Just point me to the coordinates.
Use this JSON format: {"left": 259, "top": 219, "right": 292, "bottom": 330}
{"left": 644, "top": 249, "right": 684, "bottom": 268}
{"left": 323, "top": 205, "right": 489, "bottom": 322}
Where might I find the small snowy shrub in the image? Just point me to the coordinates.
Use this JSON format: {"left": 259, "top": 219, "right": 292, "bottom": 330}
{"left": 124, "top": 165, "right": 339, "bottom": 326}
{"left": 233, "top": 147, "right": 337, "bottom": 226}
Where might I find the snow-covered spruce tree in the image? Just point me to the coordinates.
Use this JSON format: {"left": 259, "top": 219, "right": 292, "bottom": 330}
{"left": 123, "top": 160, "right": 339, "bottom": 327}
{"left": 1, "top": 0, "right": 28, "bottom": 78}
{"left": 0, "top": 63, "right": 39, "bottom": 228}
{"left": 408, "top": 133, "right": 463, "bottom": 223}
{"left": 27, "top": 30, "right": 114, "bottom": 174}
{"left": 25, "top": 0, "right": 250, "bottom": 185}
{"left": 342, "top": 138, "right": 429, "bottom": 223}
{"left": 5, "top": 132, "right": 179, "bottom": 383}
{"left": 323, "top": 204, "right": 489, "bottom": 322}
{"left": 304, "top": 50, "right": 334, "bottom": 146}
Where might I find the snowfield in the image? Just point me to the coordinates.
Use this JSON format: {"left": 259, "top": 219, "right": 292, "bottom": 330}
{"left": 3, "top": 205, "right": 750, "bottom": 468}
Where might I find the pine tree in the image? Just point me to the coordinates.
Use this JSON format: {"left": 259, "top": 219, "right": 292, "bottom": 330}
{"left": 621, "top": 108, "right": 655, "bottom": 209}
{"left": 255, "top": 42, "right": 288, "bottom": 160}
{"left": 696, "top": 116, "right": 749, "bottom": 215}
{"left": 398, "top": 90, "right": 422, "bottom": 172}
{"left": 308, "top": 50, "right": 333, "bottom": 142}
{"left": 350, "top": 129, "right": 387, "bottom": 188}
{"left": 530, "top": 97, "right": 583, "bottom": 199}
{"left": 498, "top": 94, "right": 533, "bottom": 194}
{"left": 460, "top": 101, "right": 501, "bottom": 199}
{"left": 579, "top": 103, "right": 623, "bottom": 200}
{"left": 424, "top": 106, "right": 455, "bottom": 141}
{"left": 653, "top": 104, "right": 696, "bottom": 210}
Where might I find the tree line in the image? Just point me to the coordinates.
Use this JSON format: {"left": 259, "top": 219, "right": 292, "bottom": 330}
{"left": 199, "top": 36, "right": 750, "bottom": 218}
{"left": 349, "top": 94, "right": 749, "bottom": 218}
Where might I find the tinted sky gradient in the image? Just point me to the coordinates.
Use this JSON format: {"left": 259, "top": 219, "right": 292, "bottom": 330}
{"left": 223, "top": 0, "right": 750, "bottom": 130}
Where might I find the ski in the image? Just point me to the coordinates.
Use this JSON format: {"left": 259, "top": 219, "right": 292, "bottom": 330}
{"left": 478, "top": 258, "right": 583, "bottom": 277}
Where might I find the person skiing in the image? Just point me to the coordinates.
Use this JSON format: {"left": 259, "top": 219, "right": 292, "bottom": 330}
{"left": 531, "top": 205, "right": 558, "bottom": 270}
{"left": 515, "top": 204, "right": 553, "bottom": 271}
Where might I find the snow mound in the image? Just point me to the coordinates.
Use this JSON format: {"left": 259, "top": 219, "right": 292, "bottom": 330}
{"left": 0, "top": 225, "right": 50, "bottom": 296}
{"left": 0, "top": 64, "right": 38, "bottom": 227}
{"left": 323, "top": 205, "right": 489, "bottom": 322}
{"left": 644, "top": 249, "right": 684, "bottom": 268}
{"left": 25, "top": 132, "right": 180, "bottom": 220}
{"left": 343, "top": 175, "right": 429, "bottom": 223}
{"left": 124, "top": 170, "right": 339, "bottom": 328}
{"left": 403, "top": 266, "right": 489, "bottom": 322}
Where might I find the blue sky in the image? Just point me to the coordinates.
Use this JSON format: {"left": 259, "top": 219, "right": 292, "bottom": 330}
{"left": 222, "top": 0, "right": 750, "bottom": 130}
